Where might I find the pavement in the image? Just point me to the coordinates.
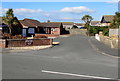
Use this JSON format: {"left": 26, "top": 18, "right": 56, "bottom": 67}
{"left": 89, "top": 36, "right": 119, "bottom": 58}
{"left": 2, "top": 35, "right": 118, "bottom": 80}
{"left": 6, "top": 45, "right": 52, "bottom": 50}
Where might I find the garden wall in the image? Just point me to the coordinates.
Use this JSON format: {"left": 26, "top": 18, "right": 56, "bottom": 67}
{"left": 6, "top": 38, "right": 53, "bottom": 47}
{"left": 109, "top": 28, "right": 120, "bottom": 37}
{"left": 96, "top": 32, "right": 119, "bottom": 49}
{"left": 0, "top": 38, "right": 53, "bottom": 48}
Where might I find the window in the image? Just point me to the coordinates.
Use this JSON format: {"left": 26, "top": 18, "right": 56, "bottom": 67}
{"left": 51, "top": 28, "right": 57, "bottom": 31}
{"left": 28, "top": 28, "right": 35, "bottom": 34}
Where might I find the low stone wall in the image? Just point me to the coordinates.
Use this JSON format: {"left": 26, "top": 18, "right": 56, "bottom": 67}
{"left": 69, "top": 29, "right": 87, "bottom": 36}
{"left": 0, "top": 39, "right": 6, "bottom": 48}
{"left": 6, "top": 38, "right": 52, "bottom": 47}
{"left": 98, "top": 32, "right": 119, "bottom": 49}
{"left": 109, "top": 28, "right": 120, "bottom": 37}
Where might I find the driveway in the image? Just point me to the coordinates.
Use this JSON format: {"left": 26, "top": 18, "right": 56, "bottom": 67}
{"left": 2, "top": 35, "right": 118, "bottom": 80}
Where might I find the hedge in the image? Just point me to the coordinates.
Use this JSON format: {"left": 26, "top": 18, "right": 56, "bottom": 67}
{"left": 89, "top": 26, "right": 109, "bottom": 36}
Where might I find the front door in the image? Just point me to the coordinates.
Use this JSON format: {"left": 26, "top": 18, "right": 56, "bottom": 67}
{"left": 22, "top": 29, "right": 27, "bottom": 37}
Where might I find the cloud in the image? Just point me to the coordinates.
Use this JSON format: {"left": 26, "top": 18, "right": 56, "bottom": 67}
{"left": 2, "top": 8, "right": 43, "bottom": 15}
{"left": 60, "top": 6, "right": 95, "bottom": 14}
{"left": 107, "top": 0, "right": 119, "bottom": 3}
{"left": 60, "top": 17, "right": 74, "bottom": 20}
{"left": 14, "top": 8, "right": 42, "bottom": 14}
{"left": 44, "top": 13, "right": 50, "bottom": 17}
{"left": 59, "top": 17, "right": 80, "bottom": 20}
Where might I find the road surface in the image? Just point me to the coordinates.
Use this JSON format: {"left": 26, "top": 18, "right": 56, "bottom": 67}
{"left": 2, "top": 35, "right": 118, "bottom": 80}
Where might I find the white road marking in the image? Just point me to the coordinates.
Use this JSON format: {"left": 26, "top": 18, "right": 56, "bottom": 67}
{"left": 42, "top": 70, "right": 115, "bottom": 80}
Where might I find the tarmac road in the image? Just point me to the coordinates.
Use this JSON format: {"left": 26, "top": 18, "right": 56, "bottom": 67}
{"left": 2, "top": 35, "right": 118, "bottom": 80}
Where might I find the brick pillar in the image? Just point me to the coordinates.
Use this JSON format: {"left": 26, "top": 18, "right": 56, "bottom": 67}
{"left": 50, "top": 39, "right": 53, "bottom": 45}
{"left": 0, "top": 39, "right": 6, "bottom": 48}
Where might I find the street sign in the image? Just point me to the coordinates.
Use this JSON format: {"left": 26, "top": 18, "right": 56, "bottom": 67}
{"left": 25, "top": 40, "right": 33, "bottom": 45}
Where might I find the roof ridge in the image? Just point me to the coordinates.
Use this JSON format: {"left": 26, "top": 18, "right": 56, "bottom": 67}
{"left": 23, "top": 18, "right": 40, "bottom": 22}
{"left": 103, "top": 15, "right": 114, "bottom": 16}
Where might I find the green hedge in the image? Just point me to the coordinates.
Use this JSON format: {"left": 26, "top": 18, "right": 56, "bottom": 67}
{"left": 89, "top": 26, "right": 109, "bottom": 36}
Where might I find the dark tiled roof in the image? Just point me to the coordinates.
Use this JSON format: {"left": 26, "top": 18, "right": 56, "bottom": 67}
{"left": 47, "top": 22, "right": 74, "bottom": 25}
{"left": 19, "top": 18, "right": 41, "bottom": 27}
{"left": 90, "top": 21, "right": 100, "bottom": 25}
{"left": 19, "top": 20, "right": 30, "bottom": 27}
{"left": 101, "top": 15, "right": 114, "bottom": 23}
{"left": 62, "top": 22, "right": 74, "bottom": 25}
{"left": 40, "top": 22, "right": 62, "bottom": 27}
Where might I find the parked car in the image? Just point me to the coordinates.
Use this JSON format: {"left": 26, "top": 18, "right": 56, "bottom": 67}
{"left": 79, "top": 27, "right": 86, "bottom": 29}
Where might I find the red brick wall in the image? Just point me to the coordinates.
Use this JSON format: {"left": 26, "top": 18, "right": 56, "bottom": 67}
{"left": 51, "top": 27, "right": 60, "bottom": 35}
{"left": 7, "top": 39, "right": 53, "bottom": 47}
{"left": 0, "top": 40, "right": 6, "bottom": 48}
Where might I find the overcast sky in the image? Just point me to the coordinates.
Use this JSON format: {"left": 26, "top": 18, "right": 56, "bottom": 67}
{"left": 1, "top": 1, "right": 119, "bottom": 23}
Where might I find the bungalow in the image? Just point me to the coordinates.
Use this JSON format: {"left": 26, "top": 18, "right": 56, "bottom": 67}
{"left": 101, "top": 15, "right": 114, "bottom": 26}
{"left": 47, "top": 22, "right": 74, "bottom": 29}
{"left": 19, "top": 19, "right": 64, "bottom": 37}
{"left": 62, "top": 22, "right": 74, "bottom": 29}
{"left": 19, "top": 18, "right": 41, "bottom": 37}
{"left": 39, "top": 22, "right": 64, "bottom": 35}
{"left": 74, "top": 23, "right": 85, "bottom": 29}
{"left": 90, "top": 21, "right": 101, "bottom": 26}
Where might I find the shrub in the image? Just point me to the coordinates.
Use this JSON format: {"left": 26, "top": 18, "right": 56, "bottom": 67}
{"left": 11, "top": 35, "right": 27, "bottom": 39}
{"left": 103, "top": 28, "right": 109, "bottom": 36}
{"left": 2, "top": 34, "right": 27, "bottom": 39}
{"left": 89, "top": 26, "right": 109, "bottom": 36}
{"left": 34, "top": 35, "right": 47, "bottom": 39}
{"left": 2, "top": 34, "right": 12, "bottom": 39}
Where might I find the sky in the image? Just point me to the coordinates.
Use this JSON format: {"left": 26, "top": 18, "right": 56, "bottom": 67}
{"left": 1, "top": 2, "right": 119, "bottom": 23}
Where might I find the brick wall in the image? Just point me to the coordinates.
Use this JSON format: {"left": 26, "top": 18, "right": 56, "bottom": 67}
{"left": 6, "top": 38, "right": 53, "bottom": 47}
{"left": 51, "top": 27, "right": 60, "bottom": 35}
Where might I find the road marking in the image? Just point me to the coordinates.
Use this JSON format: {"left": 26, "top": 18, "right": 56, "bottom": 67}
{"left": 42, "top": 70, "right": 115, "bottom": 80}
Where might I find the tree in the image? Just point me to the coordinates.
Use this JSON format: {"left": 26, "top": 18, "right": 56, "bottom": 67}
{"left": 110, "top": 12, "right": 120, "bottom": 28}
{"left": 47, "top": 20, "right": 50, "bottom": 22}
{"left": 81, "top": 15, "right": 93, "bottom": 36}
{"left": 2, "top": 8, "right": 18, "bottom": 34}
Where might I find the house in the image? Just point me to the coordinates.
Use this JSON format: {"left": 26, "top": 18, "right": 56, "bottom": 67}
{"left": 74, "top": 23, "right": 85, "bottom": 29}
{"left": 62, "top": 22, "right": 74, "bottom": 29}
{"left": 90, "top": 21, "right": 101, "bottom": 26}
{"left": 19, "top": 18, "right": 42, "bottom": 37}
{"left": 101, "top": 15, "right": 114, "bottom": 26}
{"left": 48, "top": 22, "right": 74, "bottom": 29}
{"left": 19, "top": 19, "right": 64, "bottom": 37}
{"left": 39, "top": 22, "right": 64, "bottom": 35}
